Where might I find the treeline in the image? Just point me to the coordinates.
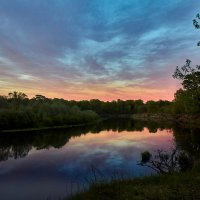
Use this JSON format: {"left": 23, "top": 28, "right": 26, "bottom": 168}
{"left": 75, "top": 99, "right": 173, "bottom": 115}
{"left": 0, "top": 91, "right": 183, "bottom": 131}
{"left": 0, "top": 93, "right": 99, "bottom": 130}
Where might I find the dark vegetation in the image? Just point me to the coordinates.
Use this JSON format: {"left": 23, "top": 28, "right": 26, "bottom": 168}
{"left": 139, "top": 148, "right": 193, "bottom": 174}
{"left": 0, "top": 85, "right": 199, "bottom": 131}
{"left": 173, "top": 59, "right": 200, "bottom": 114}
{"left": 0, "top": 92, "right": 100, "bottom": 130}
{"left": 69, "top": 161, "right": 200, "bottom": 200}
{"left": 0, "top": 91, "right": 175, "bottom": 131}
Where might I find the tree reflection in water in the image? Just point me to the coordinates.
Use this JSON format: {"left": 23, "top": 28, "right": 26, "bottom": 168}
{"left": 0, "top": 118, "right": 199, "bottom": 162}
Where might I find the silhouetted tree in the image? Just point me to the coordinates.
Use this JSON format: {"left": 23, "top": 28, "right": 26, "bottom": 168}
{"left": 8, "top": 91, "right": 27, "bottom": 100}
{"left": 33, "top": 94, "right": 47, "bottom": 101}
{"left": 139, "top": 148, "right": 193, "bottom": 174}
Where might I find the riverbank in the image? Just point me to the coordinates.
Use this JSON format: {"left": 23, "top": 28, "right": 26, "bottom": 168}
{"left": 69, "top": 161, "right": 200, "bottom": 200}
{"left": 0, "top": 119, "right": 102, "bottom": 133}
{"left": 1, "top": 113, "right": 199, "bottom": 133}
{"left": 132, "top": 113, "right": 200, "bottom": 127}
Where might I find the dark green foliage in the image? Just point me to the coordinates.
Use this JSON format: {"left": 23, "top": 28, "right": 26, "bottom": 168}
{"left": 76, "top": 99, "right": 138, "bottom": 115}
{"left": 146, "top": 100, "right": 172, "bottom": 114}
{"left": 0, "top": 92, "right": 176, "bottom": 131}
{"left": 173, "top": 89, "right": 199, "bottom": 114}
{"left": 141, "top": 151, "right": 152, "bottom": 163}
{"left": 193, "top": 13, "right": 200, "bottom": 46}
{"left": 178, "top": 152, "right": 193, "bottom": 172}
{"left": 76, "top": 99, "right": 173, "bottom": 115}
{"left": 0, "top": 83, "right": 199, "bottom": 131}
{"left": 173, "top": 60, "right": 200, "bottom": 114}
{"left": 0, "top": 93, "right": 100, "bottom": 130}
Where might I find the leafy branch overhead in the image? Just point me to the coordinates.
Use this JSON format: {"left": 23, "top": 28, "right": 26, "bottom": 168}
{"left": 172, "top": 13, "right": 200, "bottom": 114}
{"left": 193, "top": 13, "right": 200, "bottom": 46}
{"left": 173, "top": 60, "right": 200, "bottom": 98}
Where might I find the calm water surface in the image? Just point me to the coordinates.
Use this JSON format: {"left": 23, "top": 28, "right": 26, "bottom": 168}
{"left": 0, "top": 118, "right": 199, "bottom": 200}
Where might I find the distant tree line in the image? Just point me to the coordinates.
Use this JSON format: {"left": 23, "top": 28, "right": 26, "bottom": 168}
{"left": 0, "top": 88, "right": 198, "bottom": 131}
{"left": 0, "top": 92, "right": 100, "bottom": 130}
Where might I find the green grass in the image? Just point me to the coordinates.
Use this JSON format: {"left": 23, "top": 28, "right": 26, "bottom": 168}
{"left": 69, "top": 162, "right": 200, "bottom": 200}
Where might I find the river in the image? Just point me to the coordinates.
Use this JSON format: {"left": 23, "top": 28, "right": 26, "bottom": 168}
{"left": 0, "top": 118, "right": 199, "bottom": 200}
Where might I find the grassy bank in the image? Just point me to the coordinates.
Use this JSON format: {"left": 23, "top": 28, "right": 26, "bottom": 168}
{"left": 69, "top": 162, "right": 200, "bottom": 200}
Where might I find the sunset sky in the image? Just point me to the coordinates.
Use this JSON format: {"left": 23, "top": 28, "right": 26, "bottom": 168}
{"left": 0, "top": 0, "right": 200, "bottom": 101}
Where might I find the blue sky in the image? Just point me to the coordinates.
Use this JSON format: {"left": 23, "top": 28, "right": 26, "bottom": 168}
{"left": 0, "top": 0, "right": 200, "bottom": 100}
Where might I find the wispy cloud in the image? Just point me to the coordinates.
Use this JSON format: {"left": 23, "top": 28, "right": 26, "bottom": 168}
{"left": 0, "top": 0, "right": 200, "bottom": 100}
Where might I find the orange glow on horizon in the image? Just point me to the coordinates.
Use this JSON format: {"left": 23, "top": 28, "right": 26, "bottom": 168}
{"left": 0, "top": 79, "right": 180, "bottom": 102}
